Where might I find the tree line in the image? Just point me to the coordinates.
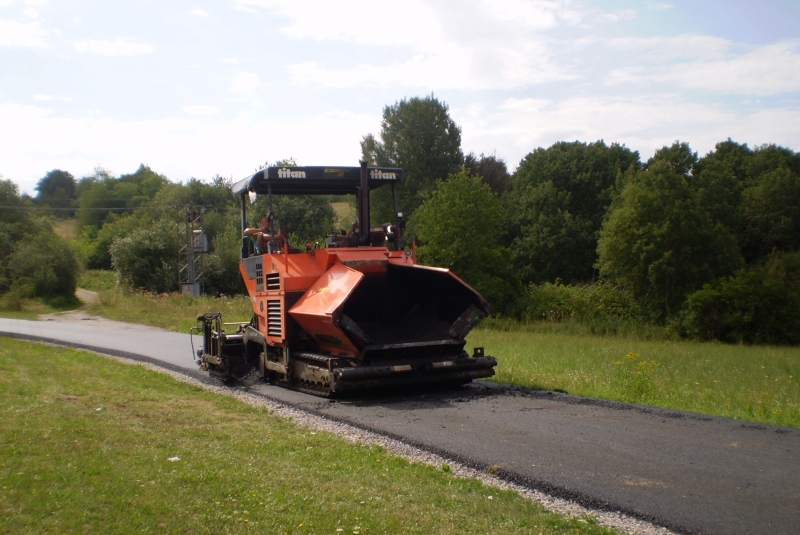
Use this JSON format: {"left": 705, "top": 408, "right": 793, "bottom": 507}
{"left": 2, "top": 95, "right": 799, "bottom": 344}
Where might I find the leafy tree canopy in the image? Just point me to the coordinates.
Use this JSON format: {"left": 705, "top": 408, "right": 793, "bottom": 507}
{"left": 76, "top": 165, "right": 170, "bottom": 230}
{"left": 597, "top": 160, "right": 742, "bottom": 320}
{"left": 513, "top": 140, "right": 640, "bottom": 228}
{"left": 464, "top": 152, "right": 512, "bottom": 195}
{"left": 34, "top": 169, "right": 76, "bottom": 211}
{"left": 507, "top": 140, "right": 640, "bottom": 284}
{"left": 413, "top": 169, "right": 524, "bottom": 315}
{"left": 361, "top": 95, "right": 463, "bottom": 220}
{"left": 504, "top": 181, "right": 595, "bottom": 284}
{"left": 646, "top": 140, "right": 697, "bottom": 178}
{"left": 0, "top": 179, "right": 35, "bottom": 292}
{"left": 8, "top": 225, "right": 79, "bottom": 301}
{"left": 693, "top": 140, "right": 800, "bottom": 263}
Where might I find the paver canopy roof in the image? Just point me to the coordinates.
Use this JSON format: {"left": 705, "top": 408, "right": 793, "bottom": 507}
{"left": 232, "top": 166, "right": 404, "bottom": 196}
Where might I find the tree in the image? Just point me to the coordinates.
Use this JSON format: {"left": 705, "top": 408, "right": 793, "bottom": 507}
{"left": 8, "top": 227, "right": 79, "bottom": 303}
{"left": 506, "top": 140, "right": 640, "bottom": 284}
{"left": 0, "top": 179, "right": 34, "bottom": 293}
{"left": 464, "top": 152, "right": 512, "bottom": 195}
{"left": 646, "top": 140, "right": 697, "bottom": 178}
{"left": 110, "top": 219, "right": 180, "bottom": 293}
{"left": 740, "top": 167, "right": 800, "bottom": 260}
{"left": 691, "top": 155, "right": 744, "bottom": 233}
{"left": 412, "top": 170, "right": 523, "bottom": 315}
{"left": 504, "top": 181, "right": 595, "bottom": 284}
{"left": 34, "top": 169, "right": 76, "bottom": 213}
{"left": 76, "top": 165, "right": 171, "bottom": 231}
{"left": 76, "top": 168, "right": 126, "bottom": 230}
{"left": 361, "top": 95, "right": 464, "bottom": 221}
{"left": 693, "top": 139, "right": 751, "bottom": 184}
{"left": 680, "top": 252, "right": 800, "bottom": 344}
{"left": 596, "top": 161, "right": 742, "bottom": 320}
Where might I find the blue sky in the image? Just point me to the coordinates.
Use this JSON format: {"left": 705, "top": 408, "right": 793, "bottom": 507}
{"left": 2, "top": 0, "right": 799, "bottom": 195}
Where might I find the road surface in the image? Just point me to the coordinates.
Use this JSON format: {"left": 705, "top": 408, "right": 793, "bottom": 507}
{"left": 1, "top": 316, "right": 797, "bottom": 535}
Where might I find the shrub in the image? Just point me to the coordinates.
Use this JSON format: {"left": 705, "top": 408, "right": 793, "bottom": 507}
{"left": 679, "top": 253, "right": 800, "bottom": 344}
{"left": 8, "top": 229, "right": 79, "bottom": 300}
{"left": 110, "top": 219, "right": 179, "bottom": 293}
{"left": 526, "top": 280, "right": 642, "bottom": 323}
{"left": 203, "top": 224, "right": 246, "bottom": 296}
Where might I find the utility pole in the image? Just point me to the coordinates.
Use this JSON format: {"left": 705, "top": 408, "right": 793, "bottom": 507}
{"left": 179, "top": 206, "right": 208, "bottom": 297}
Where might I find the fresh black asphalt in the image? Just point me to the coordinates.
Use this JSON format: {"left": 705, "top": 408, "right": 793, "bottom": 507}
{"left": 1, "top": 318, "right": 797, "bottom": 535}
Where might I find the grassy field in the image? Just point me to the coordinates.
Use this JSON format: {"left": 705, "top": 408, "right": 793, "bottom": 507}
{"left": 0, "top": 338, "right": 612, "bottom": 535}
{"left": 332, "top": 200, "right": 356, "bottom": 228}
{"left": 467, "top": 330, "right": 800, "bottom": 428}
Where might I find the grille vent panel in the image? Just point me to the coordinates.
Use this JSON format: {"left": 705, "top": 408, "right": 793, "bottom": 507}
{"left": 267, "top": 300, "right": 282, "bottom": 337}
{"left": 266, "top": 272, "right": 280, "bottom": 290}
{"left": 255, "top": 262, "right": 263, "bottom": 291}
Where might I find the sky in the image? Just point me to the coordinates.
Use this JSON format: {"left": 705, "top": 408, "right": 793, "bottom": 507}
{"left": 2, "top": 0, "right": 799, "bottom": 196}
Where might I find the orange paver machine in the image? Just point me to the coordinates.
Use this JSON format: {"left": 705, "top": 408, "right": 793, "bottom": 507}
{"left": 196, "top": 162, "right": 497, "bottom": 395}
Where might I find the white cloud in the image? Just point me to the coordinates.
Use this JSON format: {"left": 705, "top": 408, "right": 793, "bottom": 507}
{"left": 458, "top": 94, "right": 800, "bottom": 167}
{"left": 287, "top": 37, "right": 575, "bottom": 91}
{"left": 23, "top": 7, "right": 37, "bottom": 18}
{"left": 229, "top": 0, "right": 602, "bottom": 91}
{"left": 605, "top": 34, "right": 731, "bottom": 62}
{"left": 0, "top": 18, "right": 47, "bottom": 47}
{"left": 0, "top": 102, "right": 378, "bottom": 194}
{"left": 230, "top": 71, "right": 260, "bottom": 93}
{"left": 182, "top": 105, "right": 219, "bottom": 115}
{"left": 659, "top": 41, "right": 800, "bottom": 96}
{"left": 191, "top": 8, "right": 209, "bottom": 17}
{"left": 73, "top": 38, "right": 153, "bottom": 56}
{"left": 232, "top": 0, "right": 442, "bottom": 46}
{"left": 601, "top": 9, "right": 636, "bottom": 22}
{"left": 600, "top": 37, "right": 800, "bottom": 95}
{"left": 649, "top": 3, "right": 674, "bottom": 10}
{"left": 33, "top": 94, "right": 72, "bottom": 102}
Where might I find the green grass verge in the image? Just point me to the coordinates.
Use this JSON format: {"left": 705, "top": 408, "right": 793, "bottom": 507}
{"left": 0, "top": 338, "right": 613, "bottom": 535}
{"left": 468, "top": 329, "right": 800, "bottom": 428}
{"left": 78, "top": 269, "right": 119, "bottom": 292}
{"left": 86, "top": 290, "right": 254, "bottom": 333}
{"left": 0, "top": 297, "right": 81, "bottom": 320}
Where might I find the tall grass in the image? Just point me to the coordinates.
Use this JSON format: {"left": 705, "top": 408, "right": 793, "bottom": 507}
{"left": 78, "top": 269, "right": 118, "bottom": 291}
{"left": 468, "top": 329, "right": 800, "bottom": 428}
{"left": 88, "top": 289, "right": 253, "bottom": 332}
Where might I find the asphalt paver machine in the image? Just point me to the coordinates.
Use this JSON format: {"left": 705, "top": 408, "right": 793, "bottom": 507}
{"left": 196, "top": 162, "right": 497, "bottom": 395}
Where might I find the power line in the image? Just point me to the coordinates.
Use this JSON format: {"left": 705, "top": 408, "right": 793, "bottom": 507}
{"left": 0, "top": 205, "right": 222, "bottom": 212}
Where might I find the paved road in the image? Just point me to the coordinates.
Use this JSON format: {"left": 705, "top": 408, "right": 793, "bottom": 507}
{"left": 2, "top": 317, "right": 798, "bottom": 535}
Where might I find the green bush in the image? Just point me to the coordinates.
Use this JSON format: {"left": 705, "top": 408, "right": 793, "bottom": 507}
{"left": 109, "top": 219, "right": 179, "bottom": 293}
{"left": 413, "top": 170, "right": 525, "bottom": 316}
{"left": 203, "top": 223, "right": 246, "bottom": 296}
{"left": 526, "top": 280, "right": 641, "bottom": 323}
{"left": 679, "top": 252, "right": 800, "bottom": 344}
{"left": 8, "top": 230, "right": 79, "bottom": 301}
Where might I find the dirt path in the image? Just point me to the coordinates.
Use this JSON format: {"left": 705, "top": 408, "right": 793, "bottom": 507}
{"left": 75, "top": 287, "right": 99, "bottom": 305}
{"left": 38, "top": 288, "right": 157, "bottom": 330}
